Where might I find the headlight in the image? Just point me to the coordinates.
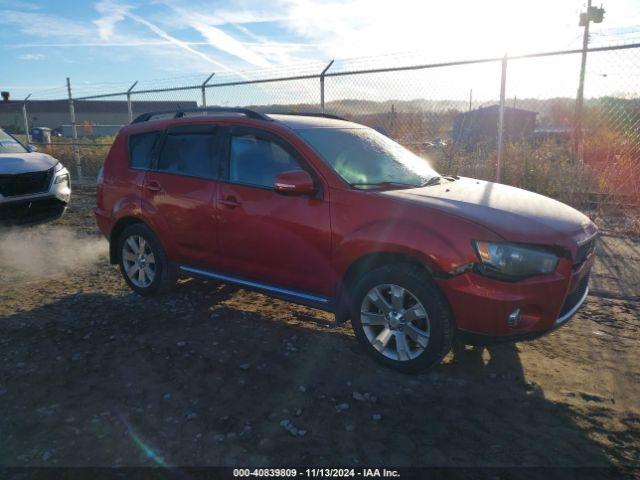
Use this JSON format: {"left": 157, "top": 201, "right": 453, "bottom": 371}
{"left": 473, "top": 241, "right": 558, "bottom": 281}
{"left": 55, "top": 173, "right": 69, "bottom": 185}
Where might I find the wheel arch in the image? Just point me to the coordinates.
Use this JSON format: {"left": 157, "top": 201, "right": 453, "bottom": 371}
{"left": 334, "top": 251, "right": 439, "bottom": 324}
{"left": 108, "top": 216, "right": 146, "bottom": 264}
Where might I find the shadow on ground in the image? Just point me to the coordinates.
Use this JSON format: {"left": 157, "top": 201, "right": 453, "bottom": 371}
{"left": 0, "top": 280, "right": 624, "bottom": 471}
{"left": 591, "top": 235, "right": 640, "bottom": 301}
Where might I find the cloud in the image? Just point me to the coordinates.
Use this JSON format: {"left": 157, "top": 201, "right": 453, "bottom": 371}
{"left": 0, "top": 10, "right": 92, "bottom": 38}
{"left": 5, "top": 41, "right": 219, "bottom": 47}
{"left": 94, "top": 0, "right": 132, "bottom": 40}
{"left": 2, "top": 0, "right": 301, "bottom": 74}
{"left": 178, "top": 13, "right": 273, "bottom": 67}
{"left": 275, "top": 0, "right": 598, "bottom": 61}
{"left": 155, "top": 0, "right": 288, "bottom": 26}
{"left": 18, "top": 53, "right": 44, "bottom": 60}
{"left": 195, "top": 23, "right": 272, "bottom": 67}
{"left": 150, "top": 0, "right": 319, "bottom": 67}
{"left": 90, "top": 0, "right": 240, "bottom": 73}
{"left": 123, "top": 10, "right": 239, "bottom": 73}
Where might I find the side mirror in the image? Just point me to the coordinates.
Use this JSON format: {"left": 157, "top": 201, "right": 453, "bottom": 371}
{"left": 274, "top": 170, "right": 316, "bottom": 195}
{"left": 27, "top": 144, "right": 38, "bottom": 152}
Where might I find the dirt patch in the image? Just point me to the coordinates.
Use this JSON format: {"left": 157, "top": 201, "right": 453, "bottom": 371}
{"left": 591, "top": 234, "right": 640, "bottom": 301}
{"left": 0, "top": 188, "right": 638, "bottom": 469}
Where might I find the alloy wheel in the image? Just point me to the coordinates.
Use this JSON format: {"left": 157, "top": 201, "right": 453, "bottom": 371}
{"left": 122, "top": 234, "right": 156, "bottom": 288}
{"left": 360, "top": 284, "right": 430, "bottom": 361}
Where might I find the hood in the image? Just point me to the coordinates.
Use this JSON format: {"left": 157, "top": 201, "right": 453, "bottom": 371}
{"left": 0, "top": 152, "right": 59, "bottom": 175}
{"left": 382, "top": 177, "right": 597, "bottom": 246}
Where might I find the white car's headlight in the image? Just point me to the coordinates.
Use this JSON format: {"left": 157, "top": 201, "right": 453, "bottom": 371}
{"left": 53, "top": 162, "right": 69, "bottom": 185}
{"left": 473, "top": 241, "right": 559, "bottom": 281}
{"left": 55, "top": 173, "right": 70, "bottom": 185}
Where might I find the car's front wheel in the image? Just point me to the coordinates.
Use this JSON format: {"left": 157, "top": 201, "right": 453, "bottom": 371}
{"left": 118, "top": 223, "right": 175, "bottom": 296}
{"left": 350, "top": 264, "right": 454, "bottom": 372}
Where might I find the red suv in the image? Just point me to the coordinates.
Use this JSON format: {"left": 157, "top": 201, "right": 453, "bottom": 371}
{"left": 95, "top": 108, "right": 597, "bottom": 372}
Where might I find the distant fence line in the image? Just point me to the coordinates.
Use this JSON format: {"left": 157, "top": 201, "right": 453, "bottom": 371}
{"left": 7, "top": 42, "right": 639, "bottom": 223}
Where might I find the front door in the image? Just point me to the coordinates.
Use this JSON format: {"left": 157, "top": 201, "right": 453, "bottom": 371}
{"left": 216, "top": 127, "right": 333, "bottom": 297}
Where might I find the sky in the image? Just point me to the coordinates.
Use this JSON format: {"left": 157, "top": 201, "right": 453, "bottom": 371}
{"left": 1, "top": 0, "right": 639, "bottom": 102}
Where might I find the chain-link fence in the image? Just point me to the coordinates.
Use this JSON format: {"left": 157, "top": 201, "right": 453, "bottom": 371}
{"left": 3, "top": 42, "right": 639, "bottom": 233}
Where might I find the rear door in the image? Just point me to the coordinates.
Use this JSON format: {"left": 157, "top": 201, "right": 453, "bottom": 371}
{"left": 216, "top": 126, "right": 334, "bottom": 297}
{"left": 142, "top": 124, "right": 222, "bottom": 268}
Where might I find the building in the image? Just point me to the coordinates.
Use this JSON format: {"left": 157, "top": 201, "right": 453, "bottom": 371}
{"left": 0, "top": 99, "right": 198, "bottom": 137}
{"left": 452, "top": 105, "right": 538, "bottom": 148}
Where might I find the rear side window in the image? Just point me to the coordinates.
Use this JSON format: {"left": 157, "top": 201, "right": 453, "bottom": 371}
{"left": 129, "top": 131, "right": 160, "bottom": 169}
{"left": 157, "top": 133, "right": 217, "bottom": 178}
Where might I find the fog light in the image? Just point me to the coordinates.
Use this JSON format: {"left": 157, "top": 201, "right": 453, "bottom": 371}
{"left": 507, "top": 308, "right": 521, "bottom": 327}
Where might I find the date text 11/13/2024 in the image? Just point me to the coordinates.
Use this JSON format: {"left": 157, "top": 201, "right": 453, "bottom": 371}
{"left": 232, "top": 468, "right": 401, "bottom": 477}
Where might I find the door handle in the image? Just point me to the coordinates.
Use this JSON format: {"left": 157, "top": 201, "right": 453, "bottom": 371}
{"left": 220, "top": 196, "right": 241, "bottom": 208}
{"left": 145, "top": 181, "right": 162, "bottom": 192}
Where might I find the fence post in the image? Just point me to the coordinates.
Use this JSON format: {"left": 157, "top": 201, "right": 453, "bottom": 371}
{"left": 496, "top": 54, "right": 508, "bottom": 184}
{"left": 320, "top": 60, "right": 334, "bottom": 113}
{"left": 66, "top": 77, "right": 82, "bottom": 181}
{"left": 201, "top": 73, "right": 215, "bottom": 107}
{"left": 574, "top": 0, "right": 593, "bottom": 161}
{"left": 126, "top": 81, "right": 138, "bottom": 123}
{"left": 22, "top": 94, "right": 31, "bottom": 143}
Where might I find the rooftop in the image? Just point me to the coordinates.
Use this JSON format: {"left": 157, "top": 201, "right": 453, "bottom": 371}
{"left": 267, "top": 113, "right": 363, "bottom": 129}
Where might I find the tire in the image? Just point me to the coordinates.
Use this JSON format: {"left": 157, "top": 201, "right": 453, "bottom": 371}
{"left": 117, "top": 223, "right": 176, "bottom": 296}
{"left": 350, "top": 264, "right": 454, "bottom": 373}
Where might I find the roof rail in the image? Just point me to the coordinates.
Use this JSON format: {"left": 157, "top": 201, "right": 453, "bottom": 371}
{"left": 131, "top": 107, "right": 272, "bottom": 124}
{"left": 268, "top": 112, "right": 348, "bottom": 121}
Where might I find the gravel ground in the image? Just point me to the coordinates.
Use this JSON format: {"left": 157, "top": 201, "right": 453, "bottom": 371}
{"left": 0, "top": 188, "right": 639, "bottom": 471}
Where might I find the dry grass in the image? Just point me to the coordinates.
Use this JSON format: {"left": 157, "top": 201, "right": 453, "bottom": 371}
{"left": 420, "top": 136, "right": 639, "bottom": 236}
{"left": 45, "top": 136, "right": 115, "bottom": 181}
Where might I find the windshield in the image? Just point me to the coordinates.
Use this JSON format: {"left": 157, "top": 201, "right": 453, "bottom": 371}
{"left": 0, "top": 129, "right": 28, "bottom": 154}
{"left": 297, "top": 127, "right": 438, "bottom": 189}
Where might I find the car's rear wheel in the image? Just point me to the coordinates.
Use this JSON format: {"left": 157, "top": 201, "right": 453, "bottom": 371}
{"left": 118, "top": 223, "right": 175, "bottom": 296}
{"left": 350, "top": 264, "right": 453, "bottom": 372}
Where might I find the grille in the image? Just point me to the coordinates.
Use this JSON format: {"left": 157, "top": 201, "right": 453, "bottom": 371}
{"left": 558, "top": 274, "right": 590, "bottom": 318}
{"left": 575, "top": 235, "right": 597, "bottom": 266}
{"left": 0, "top": 168, "right": 53, "bottom": 197}
{"left": 0, "top": 197, "right": 66, "bottom": 226}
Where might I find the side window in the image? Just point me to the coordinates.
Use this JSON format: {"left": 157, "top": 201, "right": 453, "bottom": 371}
{"left": 229, "top": 134, "right": 303, "bottom": 188}
{"left": 157, "top": 133, "right": 217, "bottom": 178}
{"left": 129, "top": 131, "right": 160, "bottom": 170}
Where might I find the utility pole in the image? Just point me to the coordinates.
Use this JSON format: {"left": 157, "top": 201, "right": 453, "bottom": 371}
{"left": 469, "top": 88, "right": 472, "bottom": 111}
{"left": 22, "top": 94, "right": 31, "bottom": 143}
{"left": 496, "top": 54, "right": 508, "bottom": 184}
{"left": 66, "top": 77, "right": 82, "bottom": 180}
{"left": 575, "top": 1, "right": 605, "bottom": 160}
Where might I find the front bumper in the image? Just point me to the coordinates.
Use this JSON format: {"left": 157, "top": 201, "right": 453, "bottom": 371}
{"left": 0, "top": 165, "right": 71, "bottom": 227}
{"left": 0, "top": 197, "right": 68, "bottom": 226}
{"left": 456, "top": 279, "right": 589, "bottom": 345}
{"left": 437, "top": 251, "right": 595, "bottom": 342}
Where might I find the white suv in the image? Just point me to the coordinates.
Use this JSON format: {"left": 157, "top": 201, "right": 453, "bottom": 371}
{"left": 0, "top": 128, "right": 71, "bottom": 226}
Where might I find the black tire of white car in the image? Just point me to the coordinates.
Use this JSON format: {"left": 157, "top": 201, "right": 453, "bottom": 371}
{"left": 118, "top": 223, "right": 176, "bottom": 296}
{"left": 350, "top": 264, "right": 454, "bottom": 373}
